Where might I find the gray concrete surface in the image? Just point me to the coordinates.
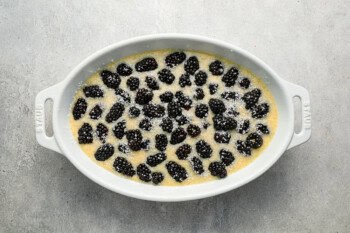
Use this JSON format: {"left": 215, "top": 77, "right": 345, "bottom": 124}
{"left": 0, "top": 0, "right": 349, "bottom": 232}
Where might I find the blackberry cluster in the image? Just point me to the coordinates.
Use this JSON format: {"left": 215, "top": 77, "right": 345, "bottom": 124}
{"left": 135, "top": 88, "right": 153, "bottom": 105}
{"left": 143, "top": 104, "right": 165, "bottom": 118}
{"left": 196, "top": 140, "right": 212, "bottom": 158}
{"left": 219, "top": 149, "right": 235, "bottom": 166}
{"left": 179, "top": 73, "right": 192, "bottom": 87}
{"left": 146, "top": 152, "right": 167, "bottom": 167}
{"left": 175, "top": 144, "right": 192, "bottom": 160}
{"left": 155, "top": 134, "right": 168, "bottom": 151}
{"left": 159, "top": 92, "right": 174, "bottom": 103}
{"left": 158, "top": 68, "right": 175, "bottom": 84}
{"left": 166, "top": 161, "right": 188, "bottom": 182}
{"left": 222, "top": 67, "right": 239, "bottom": 87}
{"left": 246, "top": 132, "right": 263, "bottom": 149}
{"left": 165, "top": 52, "right": 186, "bottom": 67}
{"left": 160, "top": 117, "right": 173, "bottom": 133}
{"left": 195, "top": 104, "right": 209, "bottom": 118}
{"left": 194, "top": 88, "right": 205, "bottom": 100}
{"left": 78, "top": 123, "right": 93, "bottom": 144}
{"left": 175, "top": 91, "right": 192, "bottom": 110}
{"left": 209, "top": 98, "right": 226, "bottom": 114}
{"left": 236, "top": 140, "right": 251, "bottom": 156}
{"left": 113, "top": 157, "right": 135, "bottom": 177}
{"left": 214, "top": 131, "right": 231, "bottom": 144}
{"left": 194, "top": 71, "right": 208, "bottom": 86}
{"left": 239, "top": 77, "right": 250, "bottom": 89}
{"left": 212, "top": 114, "right": 237, "bottom": 131}
{"left": 72, "top": 98, "right": 87, "bottom": 120}
{"left": 145, "top": 76, "right": 160, "bottom": 90}
{"left": 126, "top": 129, "right": 143, "bottom": 151}
{"left": 113, "top": 120, "right": 126, "bottom": 139}
{"left": 237, "top": 120, "right": 250, "bottom": 134}
{"left": 135, "top": 57, "right": 158, "bottom": 72}
{"left": 209, "top": 60, "right": 224, "bottom": 75}
{"left": 191, "top": 157, "right": 204, "bottom": 174}
{"left": 115, "top": 88, "right": 131, "bottom": 103}
{"left": 100, "top": 70, "right": 121, "bottom": 89}
{"left": 105, "top": 103, "right": 125, "bottom": 123}
{"left": 187, "top": 124, "right": 201, "bottom": 137}
{"left": 151, "top": 172, "right": 164, "bottom": 185}
{"left": 242, "top": 88, "right": 261, "bottom": 109}
{"left": 83, "top": 85, "right": 104, "bottom": 98}
{"left": 251, "top": 103, "right": 270, "bottom": 119}
{"left": 176, "top": 115, "right": 189, "bottom": 126}
{"left": 126, "top": 77, "right": 140, "bottom": 91}
{"left": 221, "top": 91, "right": 239, "bottom": 100}
{"left": 95, "top": 143, "right": 114, "bottom": 161}
{"left": 167, "top": 102, "right": 182, "bottom": 118}
{"left": 257, "top": 124, "right": 270, "bottom": 134}
{"left": 118, "top": 144, "right": 130, "bottom": 154}
{"left": 89, "top": 104, "right": 103, "bottom": 120}
{"left": 208, "top": 162, "right": 227, "bottom": 178}
{"left": 184, "top": 56, "right": 200, "bottom": 75}
{"left": 137, "top": 163, "right": 152, "bottom": 182}
{"left": 139, "top": 118, "right": 152, "bottom": 131}
{"left": 116, "top": 63, "right": 133, "bottom": 76}
{"left": 170, "top": 127, "right": 187, "bottom": 145}
{"left": 96, "top": 123, "right": 108, "bottom": 142}
{"left": 208, "top": 83, "right": 218, "bottom": 95}
{"left": 128, "top": 106, "right": 140, "bottom": 118}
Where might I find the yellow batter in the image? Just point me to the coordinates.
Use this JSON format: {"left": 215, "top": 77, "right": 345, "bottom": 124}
{"left": 69, "top": 50, "right": 278, "bottom": 186}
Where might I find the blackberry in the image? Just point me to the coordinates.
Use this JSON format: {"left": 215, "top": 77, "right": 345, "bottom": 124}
{"left": 105, "top": 103, "right": 125, "bottom": 123}
{"left": 126, "top": 129, "right": 142, "bottom": 142}
{"left": 195, "top": 104, "right": 209, "bottom": 118}
{"left": 236, "top": 140, "right": 251, "bottom": 156}
{"left": 170, "top": 127, "right": 187, "bottom": 145}
{"left": 196, "top": 140, "right": 212, "bottom": 158}
{"left": 184, "top": 56, "right": 199, "bottom": 75}
{"left": 208, "top": 162, "right": 227, "bottom": 178}
{"left": 145, "top": 76, "right": 159, "bottom": 90}
{"left": 72, "top": 98, "right": 87, "bottom": 120}
{"left": 83, "top": 85, "right": 104, "bottom": 98}
{"left": 100, "top": 70, "right": 121, "bottom": 89}
{"left": 239, "top": 77, "right": 251, "bottom": 89}
{"left": 135, "top": 57, "right": 158, "bottom": 72}
{"left": 165, "top": 51, "right": 186, "bottom": 67}
{"left": 191, "top": 157, "right": 204, "bottom": 175}
{"left": 158, "top": 68, "right": 175, "bottom": 84}
{"left": 143, "top": 104, "right": 165, "bottom": 118}
{"left": 187, "top": 124, "right": 201, "bottom": 137}
{"left": 246, "top": 132, "right": 263, "bottom": 149}
{"left": 113, "top": 120, "right": 126, "bottom": 139}
{"left": 160, "top": 117, "right": 173, "bottom": 133}
{"left": 155, "top": 134, "right": 168, "bottom": 151}
{"left": 194, "top": 71, "right": 208, "bottom": 86}
{"left": 251, "top": 103, "right": 269, "bottom": 119}
{"left": 209, "top": 83, "right": 219, "bottom": 95}
{"left": 194, "top": 88, "right": 205, "bottom": 100}
{"left": 128, "top": 106, "right": 140, "bottom": 118}
{"left": 176, "top": 115, "right": 189, "bottom": 126}
{"left": 237, "top": 120, "right": 250, "bottom": 134}
{"left": 219, "top": 149, "right": 235, "bottom": 166}
{"left": 126, "top": 77, "right": 140, "bottom": 91}
{"left": 176, "top": 144, "right": 192, "bottom": 160}
{"left": 212, "top": 114, "right": 237, "bottom": 131}
{"left": 175, "top": 91, "right": 192, "bottom": 110}
{"left": 146, "top": 152, "right": 166, "bottom": 167}
{"left": 113, "top": 157, "right": 135, "bottom": 177}
{"left": 89, "top": 104, "right": 103, "bottom": 120}
{"left": 179, "top": 73, "right": 192, "bottom": 87}
{"left": 209, "top": 98, "right": 226, "bottom": 114}
{"left": 209, "top": 60, "right": 224, "bottom": 75}
{"left": 151, "top": 172, "right": 164, "bottom": 185}
{"left": 221, "top": 91, "right": 239, "bottom": 100}
{"left": 226, "top": 107, "right": 240, "bottom": 117}
{"left": 94, "top": 143, "right": 114, "bottom": 161}
{"left": 159, "top": 92, "right": 174, "bottom": 103}
{"left": 116, "top": 63, "right": 133, "bottom": 76}
{"left": 135, "top": 88, "right": 153, "bottom": 105}
{"left": 118, "top": 144, "right": 130, "bottom": 154}
{"left": 256, "top": 123, "right": 270, "bottom": 134}
{"left": 139, "top": 118, "right": 152, "bottom": 131}
{"left": 126, "top": 129, "right": 143, "bottom": 151}
{"left": 214, "top": 131, "right": 231, "bottom": 144}
{"left": 167, "top": 102, "right": 182, "bottom": 118}
{"left": 96, "top": 123, "right": 108, "bottom": 142}
{"left": 166, "top": 161, "right": 188, "bottom": 182}
{"left": 78, "top": 123, "right": 93, "bottom": 144}
{"left": 222, "top": 67, "right": 239, "bottom": 87}
{"left": 242, "top": 89, "right": 261, "bottom": 109}
{"left": 115, "top": 88, "right": 131, "bottom": 103}
{"left": 137, "top": 163, "right": 152, "bottom": 182}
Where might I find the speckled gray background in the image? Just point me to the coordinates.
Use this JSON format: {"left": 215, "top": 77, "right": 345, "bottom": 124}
{"left": 1, "top": 0, "right": 349, "bottom": 232}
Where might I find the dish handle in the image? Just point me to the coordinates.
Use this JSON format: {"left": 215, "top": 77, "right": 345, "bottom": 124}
{"left": 35, "top": 83, "right": 63, "bottom": 154}
{"left": 285, "top": 82, "right": 312, "bottom": 149}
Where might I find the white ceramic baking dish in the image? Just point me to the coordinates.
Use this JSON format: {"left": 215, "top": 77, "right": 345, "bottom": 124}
{"left": 35, "top": 34, "right": 311, "bottom": 202}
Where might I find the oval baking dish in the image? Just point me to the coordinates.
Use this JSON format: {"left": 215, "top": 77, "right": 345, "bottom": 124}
{"left": 35, "top": 34, "right": 311, "bottom": 202}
